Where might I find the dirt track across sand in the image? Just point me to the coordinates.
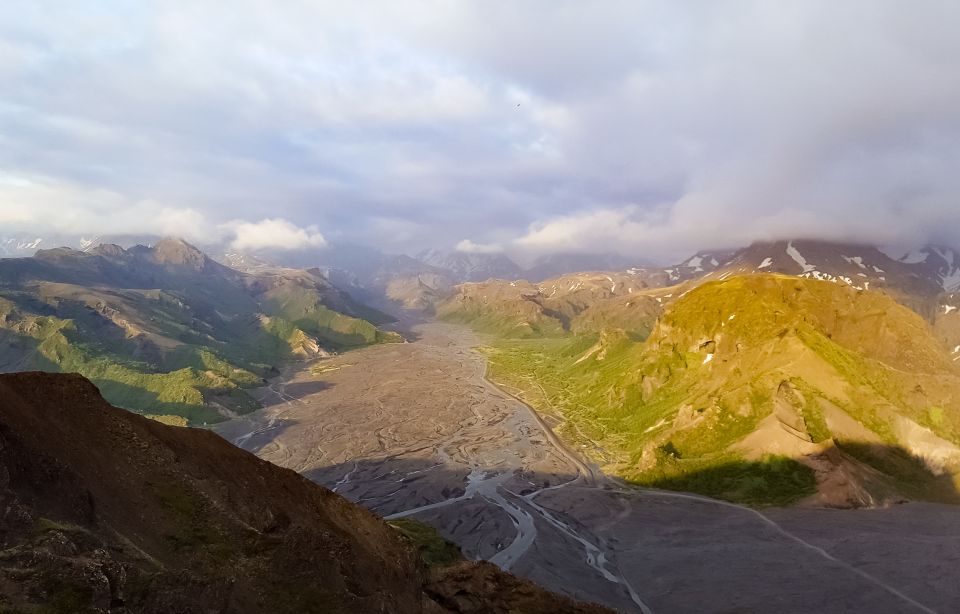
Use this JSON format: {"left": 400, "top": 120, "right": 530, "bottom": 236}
{"left": 216, "top": 320, "right": 960, "bottom": 613}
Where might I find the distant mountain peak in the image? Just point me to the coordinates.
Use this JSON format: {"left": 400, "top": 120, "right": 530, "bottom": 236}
{"left": 88, "top": 243, "right": 126, "bottom": 258}
{"left": 142, "top": 237, "right": 213, "bottom": 271}
{"left": 416, "top": 248, "right": 522, "bottom": 282}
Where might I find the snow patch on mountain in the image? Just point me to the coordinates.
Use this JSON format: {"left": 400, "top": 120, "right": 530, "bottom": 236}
{"left": 786, "top": 242, "right": 816, "bottom": 272}
{"left": 842, "top": 255, "right": 866, "bottom": 269}
{"left": 900, "top": 250, "right": 929, "bottom": 264}
{"left": 943, "top": 274, "right": 960, "bottom": 292}
{"left": 0, "top": 237, "right": 45, "bottom": 257}
{"left": 79, "top": 237, "right": 101, "bottom": 252}
{"left": 800, "top": 270, "right": 866, "bottom": 291}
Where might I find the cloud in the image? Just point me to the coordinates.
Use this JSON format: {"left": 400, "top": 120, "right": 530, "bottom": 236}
{"left": 226, "top": 218, "right": 327, "bottom": 251}
{"left": 0, "top": 172, "right": 213, "bottom": 241}
{"left": 3, "top": 1, "right": 960, "bottom": 257}
{"left": 455, "top": 239, "right": 503, "bottom": 254}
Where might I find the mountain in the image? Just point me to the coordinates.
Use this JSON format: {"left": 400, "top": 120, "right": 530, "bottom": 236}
{"left": 712, "top": 240, "right": 942, "bottom": 302}
{"left": 216, "top": 250, "right": 274, "bottom": 273}
{"left": 439, "top": 239, "right": 960, "bottom": 507}
{"left": 0, "top": 233, "right": 166, "bottom": 258}
{"left": 0, "top": 239, "right": 400, "bottom": 425}
{"left": 416, "top": 249, "right": 523, "bottom": 282}
{"left": 617, "top": 249, "right": 734, "bottom": 289}
{"left": 897, "top": 245, "right": 960, "bottom": 291}
{"left": 219, "top": 242, "right": 458, "bottom": 313}
{"left": 436, "top": 272, "right": 667, "bottom": 338}
{"left": 523, "top": 252, "right": 638, "bottom": 282}
{"left": 0, "top": 235, "right": 46, "bottom": 257}
{"left": 0, "top": 371, "right": 610, "bottom": 614}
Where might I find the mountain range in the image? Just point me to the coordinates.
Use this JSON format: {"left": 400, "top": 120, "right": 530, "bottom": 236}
{"left": 3, "top": 233, "right": 960, "bottom": 611}
{"left": 5, "top": 235, "right": 960, "bottom": 507}
{"left": 0, "top": 238, "right": 399, "bottom": 425}
{"left": 437, "top": 239, "right": 960, "bottom": 506}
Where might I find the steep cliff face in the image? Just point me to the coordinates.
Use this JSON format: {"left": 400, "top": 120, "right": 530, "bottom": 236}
{"left": 0, "top": 372, "right": 610, "bottom": 614}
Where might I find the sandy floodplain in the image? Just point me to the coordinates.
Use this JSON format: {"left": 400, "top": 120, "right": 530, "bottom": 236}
{"left": 215, "top": 321, "right": 960, "bottom": 614}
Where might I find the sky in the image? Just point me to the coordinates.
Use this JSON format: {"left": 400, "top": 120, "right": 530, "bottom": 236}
{"left": 2, "top": 1, "right": 960, "bottom": 261}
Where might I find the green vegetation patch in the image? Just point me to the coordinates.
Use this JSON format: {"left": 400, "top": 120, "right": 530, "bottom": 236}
{"left": 632, "top": 455, "right": 818, "bottom": 506}
{"left": 387, "top": 518, "right": 462, "bottom": 568}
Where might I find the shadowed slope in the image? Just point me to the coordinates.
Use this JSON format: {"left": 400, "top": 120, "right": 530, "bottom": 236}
{"left": 0, "top": 372, "right": 611, "bottom": 614}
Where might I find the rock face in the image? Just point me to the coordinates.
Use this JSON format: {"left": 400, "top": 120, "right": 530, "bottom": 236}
{"left": 0, "top": 372, "right": 611, "bottom": 614}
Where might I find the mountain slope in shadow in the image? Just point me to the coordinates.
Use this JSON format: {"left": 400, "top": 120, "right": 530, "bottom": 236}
{"left": 0, "top": 372, "right": 611, "bottom": 614}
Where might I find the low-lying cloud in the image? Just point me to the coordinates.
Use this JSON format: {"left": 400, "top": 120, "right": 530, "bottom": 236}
{"left": 3, "top": 1, "right": 960, "bottom": 259}
{"left": 227, "top": 218, "right": 327, "bottom": 251}
{"left": 455, "top": 239, "right": 503, "bottom": 254}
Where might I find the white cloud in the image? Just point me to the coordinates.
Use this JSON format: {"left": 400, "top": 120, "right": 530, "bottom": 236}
{"left": 455, "top": 239, "right": 503, "bottom": 254}
{"left": 154, "top": 207, "right": 210, "bottom": 239}
{"left": 226, "top": 218, "right": 327, "bottom": 251}
{"left": 4, "top": 2, "right": 960, "bottom": 255}
{"left": 511, "top": 192, "right": 960, "bottom": 262}
{"left": 0, "top": 173, "right": 213, "bottom": 241}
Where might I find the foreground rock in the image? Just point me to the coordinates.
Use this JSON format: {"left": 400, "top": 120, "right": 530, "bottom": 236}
{"left": 0, "top": 372, "right": 610, "bottom": 614}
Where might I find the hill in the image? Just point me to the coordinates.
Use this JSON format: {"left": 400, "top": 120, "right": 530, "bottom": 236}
{"left": 0, "top": 239, "right": 400, "bottom": 425}
{"left": 0, "top": 371, "right": 610, "bottom": 614}
{"left": 454, "top": 274, "right": 960, "bottom": 506}
{"left": 436, "top": 272, "right": 672, "bottom": 338}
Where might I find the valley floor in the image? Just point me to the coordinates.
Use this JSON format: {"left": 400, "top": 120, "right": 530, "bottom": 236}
{"left": 215, "top": 320, "right": 959, "bottom": 614}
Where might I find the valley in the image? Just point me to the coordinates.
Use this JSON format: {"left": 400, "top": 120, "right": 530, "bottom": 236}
{"left": 216, "top": 318, "right": 960, "bottom": 614}
{"left": 10, "top": 7, "right": 960, "bottom": 611}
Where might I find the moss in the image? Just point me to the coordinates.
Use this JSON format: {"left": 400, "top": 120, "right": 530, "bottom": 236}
{"left": 387, "top": 519, "right": 462, "bottom": 568}
{"left": 153, "top": 482, "right": 231, "bottom": 555}
{"left": 799, "top": 391, "right": 831, "bottom": 443}
{"left": 145, "top": 414, "right": 189, "bottom": 426}
{"left": 33, "top": 518, "right": 88, "bottom": 536}
{"left": 656, "top": 441, "right": 682, "bottom": 460}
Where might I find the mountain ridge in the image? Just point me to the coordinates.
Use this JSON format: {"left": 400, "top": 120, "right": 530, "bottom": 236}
{"left": 0, "top": 240, "right": 400, "bottom": 425}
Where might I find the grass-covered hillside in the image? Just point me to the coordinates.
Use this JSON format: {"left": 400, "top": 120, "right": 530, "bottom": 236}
{"left": 456, "top": 274, "right": 960, "bottom": 506}
{"left": 437, "top": 272, "right": 668, "bottom": 339}
{"left": 0, "top": 239, "right": 400, "bottom": 425}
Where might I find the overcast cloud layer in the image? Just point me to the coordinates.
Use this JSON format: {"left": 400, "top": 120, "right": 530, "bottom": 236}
{"left": 2, "top": 1, "right": 960, "bottom": 260}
